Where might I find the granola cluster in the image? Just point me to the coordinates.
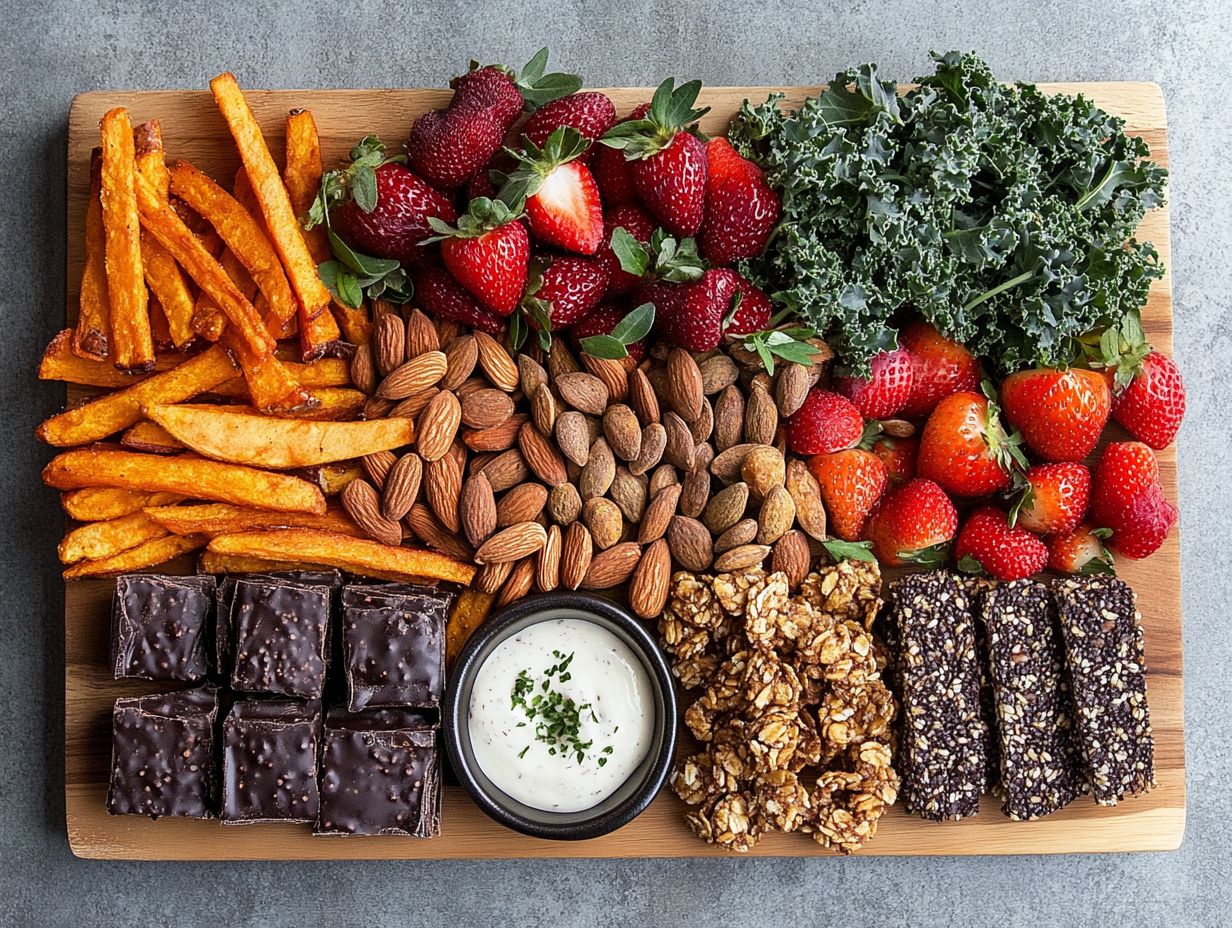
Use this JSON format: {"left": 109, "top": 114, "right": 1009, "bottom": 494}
{"left": 661, "top": 560, "right": 898, "bottom": 853}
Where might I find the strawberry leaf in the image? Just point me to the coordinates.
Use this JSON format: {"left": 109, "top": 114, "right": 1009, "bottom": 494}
{"left": 610, "top": 227, "right": 650, "bottom": 277}
{"left": 739, "top": 326, "right": 823, "bottom": 375}
{"left": 319, "top": 261, "right": 363, "bottom": 309}
{"left": 900, "top": 541, "right": 952, "bottom": 569}
{"left": 516, "top": 47, "right": 582, "bottom": 110}
{"left": 609, "top": 303, "right": 654, "bottom": 344}
{"left": 351, "top": 165, "right": 378, "bottom": 212}
{"left": 577, "top": 335, "right": 629, "bottom": 360}
{"left": 957, "top": 554, "right": 987, "bottom": 575}
{"left": 822, "top": 539, "right": 876, "bottom": 563}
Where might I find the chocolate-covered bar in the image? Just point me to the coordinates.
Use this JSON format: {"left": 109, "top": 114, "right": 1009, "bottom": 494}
{"left": 106, "top": 686, "right": 219, "bottom": 819}
{"left": 982, "top": 580, "right": 1082, "bottom": 820}
{"left": 110, "top": 574, "right": 215, "bottom": 682}
{"left": 214, "top": 570, "right": 341, "bottom": 679}
{"left": 222, "top": 698, "right": 321, "bottom": 825}
{"left": 340, "top": 583, "right": 453, "bottom": 711}
{"left": 228, "top": 575, "right": 331, "bottom": 698}
{"left": 889, "top": 571, "right": 988, "bottom": 821}
{"left": 315, "top": 708, "right": 441, "bottom": 837}
{"left": 1053, "top": 575, "right": 1156, "bottom": 805}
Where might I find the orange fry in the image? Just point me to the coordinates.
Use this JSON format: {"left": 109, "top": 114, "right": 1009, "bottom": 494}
{"left": 447, "top": 589, "right": 496, "bottom": 669}
{"left": 210, "top": 356, "right": 351, "bottom": 396}
{"left": 308, "top": 460, "right": 363, "bottom": 496}
{"left": 99, "top": 108, "right": 153, "bottom": 372}
{"left": 145, "top": 502, "right": 361, "bottom": 537}
{"left": 39, "top": 329, "right": 183, "bottom": 388}
{"left": 198, "top": 550, "right": 328, "bottom": 575}
{"left": 58, "top": 511, "right": 169, "bottom": 564}
{"left": 61, "top": 487, "right": 185, "bottom": 521}
{"left": 63, "top": 533, "right": 205, "bottom": 580}
{"left": 74, "top": 148, "right": 110, "bottom": 360}
{"left": 121, "top": 420, "right": 184, "bottom": 454}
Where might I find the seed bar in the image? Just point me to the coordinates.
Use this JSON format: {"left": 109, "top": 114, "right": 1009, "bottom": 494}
{"left": 959, "top": 575, "right": 1001, "bottom": 796}
{"left": 982, "top": 580, "right": 1082, "bottom": 820}
{"left": 1053, "top": 575, "right": 1155, "bottom": 805}
{"left": 889, "top": 571, "right": 988, "bottom": 821}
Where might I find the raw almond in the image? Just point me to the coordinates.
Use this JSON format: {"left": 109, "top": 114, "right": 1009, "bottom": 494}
{"left": 381, "top": 452, "right": 423, "bottom": 521}
{"left": 882, "top": 418, "right": 916, "bottom": 438}
{"left": 362, "top": 450, "right": 397, "bottom": 489}
{"left": 435, "top": 315, "right": 465, "bottom": 346}
{"left": 668, "top": 515, "right": 713, "bottom": 572}
{"left": 377, "top": 350, "right": 448, "bottom": 399}
{"left": 481, "top": 449, "right": 529, "bottom": 493}
{"left": 518, "top": 421, "right": 568, "bottom": 487}
{"left": 548, "top": 339, "right": 580, "bottom": 380}
{"left": 554, "top": 411, "right": 591, "bottom": 467}
{"left": 609, "top": 467, "right": 647, "bottom": 523}
{"left": 497, "top": 482, "right": 549, "bottom": 526}
{"left": 374, "top": 311, "right": 406, "bottom": 376}
{"left": 662, "top": 412, "right": 695, "bottom": 469}
{"left": 647, "top": 464, "right": 680, "bottom": 497}
{"left": 775, "top": 362, "right": 811, "bottom": 417}
{"left": 630, "top": 423, "right": 666, "bottom": 476}
{"left": 629, "top": 538, "right": 671, "bottom": 619}
{"left": 714, "top": 385, "right": 745, "bottom": 452}
{"left": 582, "top": 497, "right": 623, "bottom": 550}
{"left": 459, "top": 472, "right": 498, "bottom": 547}
{"left": 474, "top": 331, "right": 519, "bottom": 391}
{"left": 741, "top": 445, "right": 786, "bottom": 500}
{"left": 679, "top": 466, "right": 711, "bottom": 519}
{"left": 363, "top": 395, "right": 395, "bottom": 420}
{"left": 711, "top": 442, "right": 760, "bottom": 483}
{"left": 547, "top": 482, "right": 582, "bottom": 525}
{"left": 702, "top": 481, "right": 749, "bottom": 534}
{"left": 441, "top": 335, "right": 478, "bottom": 391}
{"left": 350, "top": 342, "right": 376, "bottom": 394}
{"left": 518, "top": 354, "right": 549, "bottom": 397}
{"left": 341, "top": 479, "right": 402, "bottom": 547}
{"left": 388, "top": 388, "right": 439, "bottom": 420}
{"left": 530, "top": 383, "right": 558, "bottom": 435}
{"left": 455, "top": 375, "right": 490, "bottom": 399}
{"left": 475, "top": 559, "right": 513, "bottom": 594}
{"left": 715, "top": 518, "right": 758, "bottom": 553}
{"left": 536, "top": 524, "right": 562, "bottom": 592}
{"left": 785, "top": 458, "right": 828, "bottom": 541}
{"left": 474, "top": 521, "right": 547, "bottom": 565}
{"left": 745, "top": 384, "right": 779, "bottom": 446}
{"left": 689, "top": 399, "right": 714, "bottom": 444}
{"left": 772, "top": 530, "right": 811, "bottom": 589}
{"left": 555, "top": 372, "right": 609, "bottom": 415}
{"left": 581, "top": 353, "right": 629, "bottom": 403}
{"left": 578, "top": 437, "right": 616, "bottom": 500}
{"left": 461, "top": 388, "right": 514, "bottom": 429}
{"left": 416, "top": 389, "right": 462, "bottom": 461}
{"left": 757, "top": 484, "right": 796, "bottom": 544}
{"left": 405, "top": 308, "right": 439, "bottom": 357}
{"left": 639, "top": 483, "right": 681, "bottom": 544}
{"left": 714, "top": 543, "right": 771, "bottom": 572}
{"left": 497, "top": 558, "right": 536, "bottom": 607}
{"left": 425, "top": 452, "right": 462, "bottom": 533}
{"left": 406, "top": 504, "right": 471, "bottom": 561}
{"left": 698, "top": 354, "right": 739, "bottom": 394}
{"left": 463, "top": 413, "right": 527, "bottom": 452}
{"left": 629, "top": 367, "right": 660, "bottom": 425}
{"left": 581, "top": 541, "right": 641, "bottom": 590}
{"left": 560, "top": 522, "right": 593, "bottom": 590}
{"left": 603, "top": 404, "right": 642, "bottom": 462}
{"left": 666, "top": 348, "right": 704, "bottom": 421}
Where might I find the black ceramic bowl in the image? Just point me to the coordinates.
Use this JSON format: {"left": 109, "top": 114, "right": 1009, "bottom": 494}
{"left": 443, "top": 592, "right": 676, "bottom": 840}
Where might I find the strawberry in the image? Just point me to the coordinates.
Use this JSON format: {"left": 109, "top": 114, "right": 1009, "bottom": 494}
{"left": 897, "top": 321, "right": 981, "bottom": 419}
{"left": 593, "top": 142, "right": 639, "bottom": 207}
{"left": 698, "top": 137, "right": 780, "bottom": 265}
{"left": 406, "top": 106, "right": 505, "bottom": 191}
{"left": 723, "top": 273, "right": 773, "bottom": 335}
{"left": 600, "top": 80, "right": 710, "bottom": 236}
{"left": 808, "top": 449, "right": 888, "bottom": 541}
{"left": 523, "top": 253, "right": 610, "bottom": 328}
{"left": 423, "top": 198, "right": 529, "bottom": 314}
{"left": 597, "top": 205, "right": 656, "bottom": 295}
{"left": 1105, "top": 482, "right": 1177, "bottom": 560}
{"left": 866, "top": 433, "right": 917, "bottom": 484}
{"left": 1012, "top": 463, "right": 1091, "bottom": 536}
{"left": 955, "top": 507, "right": 1048, "bottom": 581}
{"left": 572, "top": 302, "right": 646, "bottom": 361}
{"left": 523, "top": 92, "right": 618, "bottom": 158}
{"left": 1089, "top": 441, "right": 1176, "bottom": 560}
{"left": 1047, "top": 522, "right": 1114, "bottom": 574}
{"left": 312, "top": 138, "right": 456, "bottom": 265}
{"left": 787, "top": 389, "right": 864, "bottom": 456}
{"left": 640, "top": 271, "right": 729, "bottom": 352}
{"left": 863, "top": 478, "right": 959, "bottom": 567}
{"left": 503, "top": 128, "right": 604, "bottom": 254}
{"left": 1110, "top": 351, "right": 1186, "bottom": 450}
{"left": 1000, "top": 367, "right": 1111, "bottom": 463}
{"left": 450, "top": 49, "right": 582, "bottom": 132}
{"left": 834, "top": 349, "right": 913, "bottom": 420}
{"left": 917, "top": 391, "right": 1024, "bottom": 497}
{"left": 413, "top": 263, "right": 505, "bottom": 335}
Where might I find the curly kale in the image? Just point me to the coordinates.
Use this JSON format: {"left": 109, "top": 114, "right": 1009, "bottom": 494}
{"left": 728, "top": 51, "right": 1167, "bottom": 376}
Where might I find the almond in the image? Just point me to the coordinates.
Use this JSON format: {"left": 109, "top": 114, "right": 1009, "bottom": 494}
{"left": 698, "top": 354, "right": 739, "bottom": 394}
{"left": 555, "top": 371, "right": 609, "bottom": 415}
{"left": 471, "top": 330, "right": 517, "bottom": 391}
{"left": 579, "top": 437, "right": 616, "bottom": 500}
{"left": 441, "top": 335, "right": 478, "bottom": 391}
{"left": 745, "top": 384, "right": 779, "bottom": 446}
{"left": 666, "top": 348, "right": 704, "bottom": 421}
{"left": 547, "top": 482, "right": 582, "bottom": 525}
{"left": 711, "top": 442, "right": 760, "bottom": 484}
{"left": 459, "top": 472, "right": 497, "bottom": 547}
{"left": 668, "top": 515, "right": 713, "bottom": 572}
{"left": 881, "top": 418, "right": 916, "bottom": 438}
{"left": 518, "top": 354, "right": 549, "bottom": 397}
{"left": 741, "top": 445, "right": 786, "bottom": 500}
{"left": 548, "top": 338, "right": 580, "bottom": 380}
{"left": 647, "top": 464, "right": 680, "bottom": 498}
{"left": 341, "top": 479, "right": 403, "bottom": 547}
{"left": 374, "top": 311, "right": 406, "bottom": 376}
{"left": 481, "top": 448, "right": 529, "bottom": 493}
{"left": 688, "top": 399, "right": 714, "bottom": 444}
{"left": 350, "top": 342, "right": 376, "bottom": 394}
{"left": 581, "top": 353, "right": 629, "bottom": 403}
{"left": 497, "top": 557, "right": 536, "bottom": 607}
{"left": 630, "top": 422, "right": 666, "bottom": 476}
{"left": 425, "top": 451, "right": 462, "bottom": 533}
{"left": 363, "top": 395, "right": 395, "bottom": 420}
{"left": 785, "top": 458, "right": 828, "bottom": 541}
{"left": 388, "top": 388, "right": 439, "bottom": 420}
{"left": 461, "top": 388, "right": 514, "bottom": 429}
{"left": 496, "top": 482, "right": 549, "bottom": 526}
{"left": 416, "top": 389, "right": 461, "bottom": 461}
{"left": 662, "top": 411, "right": 695, "bottom": 469}
{"left": 454, "top": 375, "right": 489, "bottom": 399}
{"left": 775, "top": 362, "right": 811, "bottom": 417}
{"left": 381, "top": 452, "right": 423, "bottom": 521}
{"left": 554, "top": 411, "right": 591, "bottom": 467}
{"left": 528, "top": 383, "right": 558, "bottom": 435}
{"left": 609, "top": 466, "right": 647, "bottom": 523}
{"left": 362, "top": 449, "right": 397, "bottom": 489}
{"left": 518, "top": 421, "right": 568, "bottom": 487}
{"left": 475, "top": 559, "right": 513, "bottom": 594}
{"left": 629, "top": 367, "right": 660, "bottom": 425}
{"left": 702, "top": 481, "right": 749, "bottom": 534}
{"left": 463, "top": 413, "right": 528, "bottom": 452}
{"left": 377, "top": 350, "right": 448, "bottom": 400}
{"left": 679, "top": 466, "right": 711, "bottom": 519}
{"left": 757, "top": 484, "right": 796, "bottom": 544}
{"left": 639, "top": 483, "right": 681, "bottom": 544}
{"left": 772, "top": 530, "right": 811, "bottom": 589}
{"left": 406, "top": 503, "right": 471, "bottom": 561}
{"left": 435, "top": 316, "right": 465, "bottom": 346}
{"left": 603, "top": 404, "right": 642, "bottom": 462}
{"left": 405, "top": 308, "right": 439, "bottom": 357}
{"left": 536, "top": 524, "right": 562, "bottom": 592}
{"left": 715, "top": 518, "right": 758, "bottom": 554}
{"left": 714, "top": 543, "right": 771, "bottom": 572}
{"left": 714, "top": 385, "right": 745, "bottom": 452}
{"left": 582, "top": 497, "right": 623, "bottom": 550}
{"left": 474, "top": 521, "right": 547, "bottom": 565}
{"left": 560, "top": 522, "right": 593, "bottom": 590}
{"left": 580, "top": 541, "right": 641, "bottom": 590}
{"left": 629, "top": 538, "right": 671, "bottom": 619}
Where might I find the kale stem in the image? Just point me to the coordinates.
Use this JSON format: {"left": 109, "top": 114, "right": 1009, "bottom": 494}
{"left": 963, "top": 270, "right": 1037, "bottom": 312}
{"left": 1075, "top": 160, "right": 1116, "bottom": 211}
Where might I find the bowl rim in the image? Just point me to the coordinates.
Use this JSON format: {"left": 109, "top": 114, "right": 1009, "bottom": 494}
{"left": 442, "top": 591, "right": 677, "bottom": 840}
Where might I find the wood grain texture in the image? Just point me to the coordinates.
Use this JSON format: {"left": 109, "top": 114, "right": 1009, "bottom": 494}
{"left": 62, "top": 83, "right": 1182, "bottom": 859}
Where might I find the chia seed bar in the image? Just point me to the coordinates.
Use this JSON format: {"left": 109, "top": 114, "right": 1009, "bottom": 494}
{"left": 1053, "top": 575, "right": 1156, "bottom": 805}
{"left": 982, "top": 580, "right": 1081, "bottom": 820}
{"left": 889, "top": 571, "right": 988, "bottom": 821}
{"left": 959, "top": 575, "right": 1001, "bottom": 795}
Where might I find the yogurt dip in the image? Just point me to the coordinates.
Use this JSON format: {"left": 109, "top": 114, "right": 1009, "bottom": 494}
{"left": 467, "top": 617, "right": 655, "bottom": 813}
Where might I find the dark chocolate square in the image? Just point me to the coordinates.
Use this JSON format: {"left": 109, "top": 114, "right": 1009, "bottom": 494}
{"left": 221, "top": 698, "right": 321, "bottom": 825}
{"left": 229, "top": 577, "right": 331, "bottom": 698}
{"left": 340, "top": 584, "right": 452, "bottom": 711}
{"left": 106, "top": 686, "right": 219, "bottom": 819}
{"left": 110, "top": 574, "right": 215, "bottom": 682}
{"left": 315, "top": 709, "right": 440, "bottom": 837}
{"left": 214, "top": 571, "right": 341, "bottom": 680}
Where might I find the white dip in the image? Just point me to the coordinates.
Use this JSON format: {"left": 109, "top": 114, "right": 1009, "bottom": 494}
{"left": 467, "top": 617, "right": 655, "bottom": 813}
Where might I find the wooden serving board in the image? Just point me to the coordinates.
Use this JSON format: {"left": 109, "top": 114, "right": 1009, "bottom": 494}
{"left": 62, "top": 83, "right": 1183, "bottom": 859}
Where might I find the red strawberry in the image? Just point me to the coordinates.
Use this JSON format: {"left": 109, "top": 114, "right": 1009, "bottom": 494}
{"left": 450, "top": 50, "right": 582, "bottom": 132}
{"left": 406, "top": 106, "right": 505, "bottom": 190}
{"left": 835, "top": 349, "right": 913, "bottom": 420}
{"left": 898, "top": 321, "right": 981, "bottom": 419}
{"left": 572, "top": 302, "right": 646, "bottom": 361}
{"left": 1110, "top": 351, "right": 1186, "bottom": 450}
{"left": 1013, "top": 463, "right": 1091, "bottom": 536}
{"left": 808, "top": 449, "right": 888, "bottom": 541}
{"left": 863, "top": 478, "right": 958, "bottom": 567}
{"left": 597, "top": 205, "right": 656, "bottom": 295}
{"left": 1090, "top": 441, "right": 1161, "bottom": 525}
{"left": 698, "top": 138, "right": 780, "bottom": 265}
{"left": 787, "top": 389, "right": 864, "bottom": 455}
{"left": 413, "top": 263, "right": 505, "bottom": 335}
{"left": 425, "top": 199, "right": 529, "bottom": 315}
{"left": 523, "top": 92, "right": 618, "bottom": 158}
{"left": 1105, "top": 481, "right": 1177, "bottom": 560}
{"left": 1000, "top": 367, "right": 1111, "bottom": 463}
{"left": 866, "top": 433, "right": 917, "bottom": 484}
{"left": 593, "top": 143, "right": 638, "bottom": 207}
{"left": 319, "top": 140, "right": 457, "bottom": 265}
{"left": 917, "top": 391, "right": 1024, "bottom": 497}
{"left": 600, "top": 80, "right": 709, "bottom": 236}
{"left": 1047, "top": 522, "right": 1114, "bottom": 574}
{"left": 506, "top": 128, "right": 604, "bottom": 254}
{"left": 640, "top": 272, "right": 729, "bottom": 352}
{"left": 955, "top": 507, "right": 1048, "bottom": 581}
{"left": 723, "top": 273, "right": 773, "bottom": 334}
{"left": 524, "top": 253, "right": 610, "bottom": 328}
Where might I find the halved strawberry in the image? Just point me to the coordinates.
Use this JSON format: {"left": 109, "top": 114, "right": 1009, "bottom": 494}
{"left": 503, "top": 127, "right": 604, "bottom": 254}
{"left": 863, "top": 477, "right": 958, "bottom": 567}
{"left": 898, "top": 321, "right": 981, "bottom": 419}
{"left": 424, "top": 198, "right": 529, "bottom": 315}
{"left": 413, "top": 263, "right": 505, "bottom": 335}
{"left": 809, "top": 449, "right": 887, "bottom": 541}
{"left": 955, "top": 506, "right": 1048, "bottom": 581}
{"left": 1012, "top": 463, "right": 1091, "bottom": 536}
{"left": 698, "top": 137, "right": 780, "bottom": 265}
{"left": 835, "top": 349, "right": 913, "bottom": 420}
{"left": 523, "top": 92, "right": 617, "bottom": 158}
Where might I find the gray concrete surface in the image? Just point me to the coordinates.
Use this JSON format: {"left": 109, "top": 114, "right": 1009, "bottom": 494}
{"left": 2, "top": 1, "right": 1228, "bottom": 925}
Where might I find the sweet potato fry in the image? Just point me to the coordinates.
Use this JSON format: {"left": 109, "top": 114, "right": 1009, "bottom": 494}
{"left": 36, "top": 344, "right": 238, "bottom": 446}
{"left": 63, "top": 533, "right": 205, "bottom": 581}
{"left": 99, "top": 108, "right": 153, "bottom": 372}
{"left": 74, "top": 148, "right": 110, "bottom": 360}
{"left": 39, "top": 329, "right": 183, "bottom": 388}
{"left": 447, "top": 589, "right": 496, "bottom": 669}
{"left": 145, "top": 502, "right": 361, "bottom": 537}
{"left": 198, "top": 550, "right": 320, "bottom": 575}
{"left": 210, "top": 73, "right": 332, "bottom": 326}
{"left": 207, "top": 529, "right": 476, "bottom": 585}
{"left": 214, "top": 387, "right": 364, "bottom": 421}
{"left": 42, "top": 448, "right": 327, "bottom": 514}
{"left": 121, "top": 420, "right": 184, "bottom": 454}
{"left": 306, "top": 460, "right": 364, "bottom": 495}
{"left": 146, "top": 404, "right": 413, "bottom": 468}
{"left": 190, "top": 236, "right": 241, "bottom": 342}
{"left": 209, "top": 357, "right": 350, "bottom": 397}
{"left": 331, "top": 302, "right": 372, "bottom": 346}
{"left": 58, "top": 511, "right": 169, "bottom": 564}
{"left": 61, "top": 487, "right": 184, "bottom": 521}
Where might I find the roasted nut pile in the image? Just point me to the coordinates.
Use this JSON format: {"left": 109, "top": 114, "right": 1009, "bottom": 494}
{"left": 662, "top": 561, "right": 899, "bottom": 853}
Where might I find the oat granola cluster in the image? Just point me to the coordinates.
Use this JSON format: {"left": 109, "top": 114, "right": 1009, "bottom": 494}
{"left": 660, "top": 560, "right": 898, "bottom": 853}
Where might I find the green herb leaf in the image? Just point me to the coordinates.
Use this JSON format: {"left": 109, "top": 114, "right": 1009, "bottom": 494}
{"left": 578, "top": 335, "right": 628, "bottom": 360}
{"left": 609, "top": 302, "right": 654, "bottom": 343}
{"left": 822, "top": 539, "right": 877, "bottom": 563}
{"left": 610, "top": 227, "right": 650, "bottom": 277}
